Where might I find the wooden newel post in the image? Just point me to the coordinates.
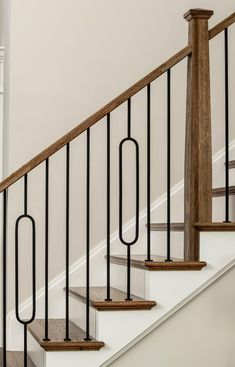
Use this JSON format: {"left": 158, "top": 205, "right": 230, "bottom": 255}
{"left": 184, "top": 9, "right": 213, "bottom": 261}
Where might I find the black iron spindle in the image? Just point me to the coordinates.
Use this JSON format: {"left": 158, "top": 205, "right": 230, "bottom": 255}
{"left": 2, "top": 190, "right": 7, "bottom": 367}
{"left": 166, "top": 69, "right": 172, "bottom": 262}
{"left": 127, "top": 98, "right": 131, "bottom": 138}
{"left": 43, "top": 158, "right": 50, "bottom": 341}
{"left": 105, "top": 114, "right": 112, "bottom": 302}
{"left": 64, "top": 144, "right": 71, "bottom": 341}
{"left": 119, "top": 98, "right": 140, "bottom": 301}
{"left": 24, "top": 324, "right": 27, "bottom": 365}
{"left": 146, "top": 83, "right": 152, "bottom": 261}
{"left": 85, "top": 128, "right": 91, "bottom": 341}
{"left": 15, "top": 175, "right": 36, "bottom": 367}
{"left": 224, "top": 27, "right": 230, "bottom": 223}
{"left": 24, "top": 174, "right": 28, "bottom": 215}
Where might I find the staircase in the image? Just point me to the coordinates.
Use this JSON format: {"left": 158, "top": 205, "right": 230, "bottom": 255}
{"left": 1, "top": 8, "right": 235, "bottom": 367}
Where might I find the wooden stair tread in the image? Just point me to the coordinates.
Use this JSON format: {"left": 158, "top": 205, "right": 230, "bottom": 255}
{"left": 195, "top": 222, "right": 235, "bottom": 231}
{"left": 148, "top": 222, "right": 235, "bottom": 232}
{"left": 28, "top": 319, "right": 104, "bottom": 351}
{"left": 227, "top": 160, "right": 235, "bottom": 169}
{"left": 68, "top": 286, "right": 156, "bottom": 310}
{"left": 147, "top": 223, "right": 184, "bottom": 231}
{"left": 0, "top": 349, "right": 35, "bottom": 367}
{"left": 109, "top": 255, "right": 206, "bottom": 271}
{"left": 212, "top": 186, "right": 235, "bottom": 197}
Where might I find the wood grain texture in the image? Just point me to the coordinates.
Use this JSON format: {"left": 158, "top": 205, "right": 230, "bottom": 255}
{"left": 28, "top": 319, "right": 104, "bottom": 351}
{"left": 109, "top": 255, "right": 206, "bottom": 271}
{"left": 0, "top": 350, "right": 35, "bottom": 367}
{"left": 147, "top": 223, "right": 184, "bottom": 231}
{"left": 212, "top": 186, "right": 235, "bottom": 197}
{"left": 195, "top": 222, "right": 235, "bottom": 231}
{"left": 209, "top": 12, "right": 235, "bottom": 39}
{"left": 68, "top": 286, "right": 156, "bottom": 311}
{"left": 184, "top": 9, "right": 213, "bottom": 261}
{"left": 0, "top": 46, "right": 191, "bottom": 193}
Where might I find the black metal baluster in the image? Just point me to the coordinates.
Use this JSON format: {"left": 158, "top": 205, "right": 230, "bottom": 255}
{"left": 24, "top": 174, "right": 28, "bottom": 215}
{"left": 127, "top": 98, "right": 131, "bottom": 138}
{"left": 15, "top": 174, "right": 36, "bottom": 367}
{"left": 2, "top": 190, "right": 7, "bottom": 367}
{"left": 166, "top": 69, "right": 172, "bottom": 262}
{"left": 126, "top": 98, "right": 132, "bottom": 301}
{"left": 119, "top": 98, "right": 140, "bottom": 301}
{"left": 64, "top": 144, "right": 71, "bottom": 341}
{"left": 224, "top": 27, "right": 230, "bottom": 223}
{"left": 105, "top": 114, "right": 112, "bottom": 302}
{"left": 146, "top": 83, "right": 152, "bottom": 261}
{"left": 85, "top": 128, "right": 91, "bottom": 341}
{"left": 43, "top": 158, "right": 50, "bottom": 341}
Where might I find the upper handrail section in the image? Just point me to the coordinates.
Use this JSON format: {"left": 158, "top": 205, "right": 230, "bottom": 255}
{"left": 209, "top": 12, "right": 235, "bottom": 39}
{"left": 0, "top": 45, "right": 191, "bottom": 193}
{"left": 1, "top": 10, "right": 235, "bottom": 194}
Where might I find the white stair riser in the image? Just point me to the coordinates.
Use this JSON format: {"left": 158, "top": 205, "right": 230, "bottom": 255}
{"left": 69, "top": 295, "right": 97, "bottom": 338}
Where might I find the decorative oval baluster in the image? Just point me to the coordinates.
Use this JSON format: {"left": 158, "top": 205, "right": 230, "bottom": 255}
{"left": 119, "top": 137, "right": 140, "bottom": 246}
{"left": 15, "top": 214, "right": 36, "bottom": 324}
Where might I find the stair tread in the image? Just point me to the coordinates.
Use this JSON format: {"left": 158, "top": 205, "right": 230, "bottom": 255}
{"left": 148, "top": 222, "right": 235, "bottom": 231}
{"left": 213, "top": 186, "right": 235, "bottom": 197}
{"left": 0, "top": 349, "right": 35, "bottom": 367}
{"left": 147, "top": 223, "right": 184, "bottom": 231}
{"left": 227, "top": 160, "right": 235, "bottom": 169}
{"left": 195, "top": 222, "right": 235, "bottom": 230}
{"left": 68, "top": 286, "right": 156, "bottom": 310}
{"left": 28, "top": 319, "right": 104, "bottom": 351}
{"left": 109, "top": 254, "right": 206, "bottom": 271}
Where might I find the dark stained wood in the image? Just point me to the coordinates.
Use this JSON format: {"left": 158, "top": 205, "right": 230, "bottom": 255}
{"left": 209, "top": 12, "right": 235, "bottom": 39}
{"left": 195, "top": 222, "right": 235, "bottom": 231}
{"left": 147, "top": 223, "right": 184, "bottom": 231}
{"left": 227, "top": 160, "right": 235, "bottom": 169}
{"left": 212, "top": 186, "right": 235, "bottom": 197}
{"left": 68, "top": 286, "right": 156, "bottom": 311}
{"left": 109, "top": 255, "right": 206, "bottom": 271}
{"left": 184, "top": 8, "right": 214, "bottom": 20}
{"left": 0, "top": 46, "right": 191, "bottom": 193}
{"left": 0, "top": 349, "right": 35, "bottom": 367}
{"left": 184, "top": 9, "right": 213, "bottom": 261}
{"left": 28, "top": 319, "right": 104, "bottom": 351}
{"left": 147, "top": 222, "right": 235, "bottom": 231}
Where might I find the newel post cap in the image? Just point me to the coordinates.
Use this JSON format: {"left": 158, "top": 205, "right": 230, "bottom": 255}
{"left": 184, "top": 8, "right": 213, "bottom": 22}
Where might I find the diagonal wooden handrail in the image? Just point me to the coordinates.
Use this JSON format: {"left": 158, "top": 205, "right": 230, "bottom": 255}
{"left": 209, "top": 12, "right": 235, "bottom": 39}
{"left": 1, "top": 10, "right": 234, "bottom": 194}
{"left": 0, "top": 45, "right": 191, "bottom": 193}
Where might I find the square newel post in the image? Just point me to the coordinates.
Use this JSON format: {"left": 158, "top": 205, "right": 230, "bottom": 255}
{"left": 184, "top": 9, "right": 213, "bottom": 261}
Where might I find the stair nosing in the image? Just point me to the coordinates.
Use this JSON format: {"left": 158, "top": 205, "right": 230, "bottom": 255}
{"left": 28, "top": 319, "right": 104, "bottom": 351}
{"left": 109, "top": 255, "right": 206, "bottom": 271}
{"left": 67, "top": 286, "right": 156, "bottom": 311}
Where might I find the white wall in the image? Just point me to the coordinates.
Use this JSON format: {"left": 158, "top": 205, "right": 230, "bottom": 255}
{"left": 109, "top": 266, "right": 235, "bottom": 367}
{"left": 1, "top": 0, "right": 235, "bottom": 306}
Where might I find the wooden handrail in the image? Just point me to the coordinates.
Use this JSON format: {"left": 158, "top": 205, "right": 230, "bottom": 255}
{"left": 0, "top": 45, "right": 191, "bottom": 193}
{"left": 1, "top": 10, "right": 234, "bottom": 193}
{"left": 209, "top": 12, "right": 235, "bottom": 39}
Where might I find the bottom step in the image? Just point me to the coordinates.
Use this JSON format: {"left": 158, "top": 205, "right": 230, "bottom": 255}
{"left": 109, "top": 255, "right": 207, "bottom": 271}
{"left": 0, "top": 349, "right": 35, "bottom": 367}
{"left": 28, "top": 319, "right": 104, "bottom": 351}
